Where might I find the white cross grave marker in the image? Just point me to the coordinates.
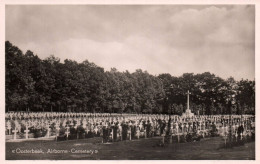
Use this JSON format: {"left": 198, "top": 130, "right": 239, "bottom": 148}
{"left": 12, "top": 128, "right": 18, "bottom": 140}
{"left": 24, "top": 125, "right": 30, "bottom": 139}
{"left": 56, "top": 124, "right": 60, "bottom": 141}
{"left": 46, "top": 124, "right": 51, "bottom": 138}
{"left": 7, "top": 121, "right": 12, "bottom": 135}
{"left": 65, "top": 126, "right": 70, "bottom": 140}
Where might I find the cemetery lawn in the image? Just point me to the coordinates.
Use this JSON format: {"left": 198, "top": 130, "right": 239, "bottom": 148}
{"left": 6, "top": 136, "right": 255, "bottom": 160}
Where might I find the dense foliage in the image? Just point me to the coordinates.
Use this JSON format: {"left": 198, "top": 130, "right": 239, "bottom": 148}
{"left": 5, "top": 41, "right": 255, "bottom": 114}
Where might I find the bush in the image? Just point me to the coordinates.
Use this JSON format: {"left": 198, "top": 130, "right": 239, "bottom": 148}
{"left": 210, "top": 124, "right": 218, "bottom": 137}
{"left": 179, "top": 135, "right": 186, "bottom": 143}
{"left": 85, "top": 131, "right": 95, "bottom": 138}
{"left": 69, "top": 127, "right": 77, "bottom": 140}
{"left": 57, "top": 134, "right": 67, "bottom": 141}
{"left": 30, "top": 128, "right": 47, "bottom": 138}
{"left": 59, "top": 127, "right": 66, "bottom": 136}
{"left": 77, "top": 126, "right": 86, "bottom": 139}
{"left": 186, "top": 133, "right": 193, "bottom": 142}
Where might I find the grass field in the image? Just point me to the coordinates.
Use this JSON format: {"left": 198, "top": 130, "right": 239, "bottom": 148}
{"left": 6, "top": 136, "right": 255, "bottom": 160}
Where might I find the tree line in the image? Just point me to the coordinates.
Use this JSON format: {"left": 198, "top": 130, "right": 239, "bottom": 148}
{"left": 5, "top": 41, "right": 255, "bottom": 115}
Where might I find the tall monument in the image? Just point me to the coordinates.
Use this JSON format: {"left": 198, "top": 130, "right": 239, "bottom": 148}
{"left": 182, "top": 90, "right": 194, "bottom": 118}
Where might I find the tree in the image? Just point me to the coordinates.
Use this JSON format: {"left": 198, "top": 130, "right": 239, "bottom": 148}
{"left": 5, "top": 41, "right": 255, "bottom": 115}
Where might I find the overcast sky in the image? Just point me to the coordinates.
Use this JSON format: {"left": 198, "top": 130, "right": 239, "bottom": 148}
{"left": 6, "top": 5, "right": 255, "bottom": 80}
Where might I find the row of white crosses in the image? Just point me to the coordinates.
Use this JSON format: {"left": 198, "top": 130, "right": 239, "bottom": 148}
{"left": 6, "top": 114, "right": 255, "bottom": 141}
{"left": 5, "top": 113, "right": 247, "bottom": 129}
{"left": 6, "top": 118, "right": 204, "bottom": 141}
{"left": 6, "top": 112, "right": 176, "bottom": 121}
{"left": 6, "top": 116, "right": 235, "bottom": 129}
{"left": 6, "top": 111, "right": 255, "bottom": 121}
{"left": 112, "top": 121, "right": 151, "bottom": 141}
{"left": 7, "top": 121, "right": 30, "bottom": 140}
{"left": 61, "top": 119, "right": 105, "bottom": 140}
{"left": 6, "top": 119, "right": 53, "bottom": 140}
{"left": 220, "top": 120, "right": 249, "bottom": 144}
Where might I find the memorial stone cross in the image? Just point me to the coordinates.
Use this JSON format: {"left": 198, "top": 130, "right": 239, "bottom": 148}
{"left": 162, "top": 132, "right": 165, "bottom": 144}
{"left": 65, "top": 126, "right": 70, "bottom": 140}
{"left": 110, "top": 126, "right": 114, "bottom": 141}
{"left": 56, "top": 124, "right": 60, "bottom": 140}
{"left": 7, "top": 121, "right": 11, "bottom": 135}
{"left": 94, "top": 126, "right": 98, "bottom": 134}
{"left": 232, "top": 124, "right": 236, "bottom": 134}
{"left": 186, "top": 123, "right": 189, "bottom": 133}
{"left": 24, "top": 125, "right": 30, "bottom": 139}
{"left": 119, "top": 124, "right": 123, "bottom": 141}
{"left": 176, "top": 123, "right": 180, "bottom": 142}
{"left": 202, "top": 122, "right": 206, "bottom": 138}
{"left": 63, "top": 120, "right": 67, "bottom": 127}
{"left": 187, "top": 90, "right": 191, "bottom": 110}
{"left": 12, "top": 127, "right": 18, "bottom": 140}
{"left": 46, "top": 123, "right": 51, "bottom": 138}
{"left": 137, "top": 125, "right": 140, "bottom": 139}
{"left": 170, "top": 126, "right": 173, "bottom": 143}
{"left": 83, "top": 122, "right": 87, "bottom": 129}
